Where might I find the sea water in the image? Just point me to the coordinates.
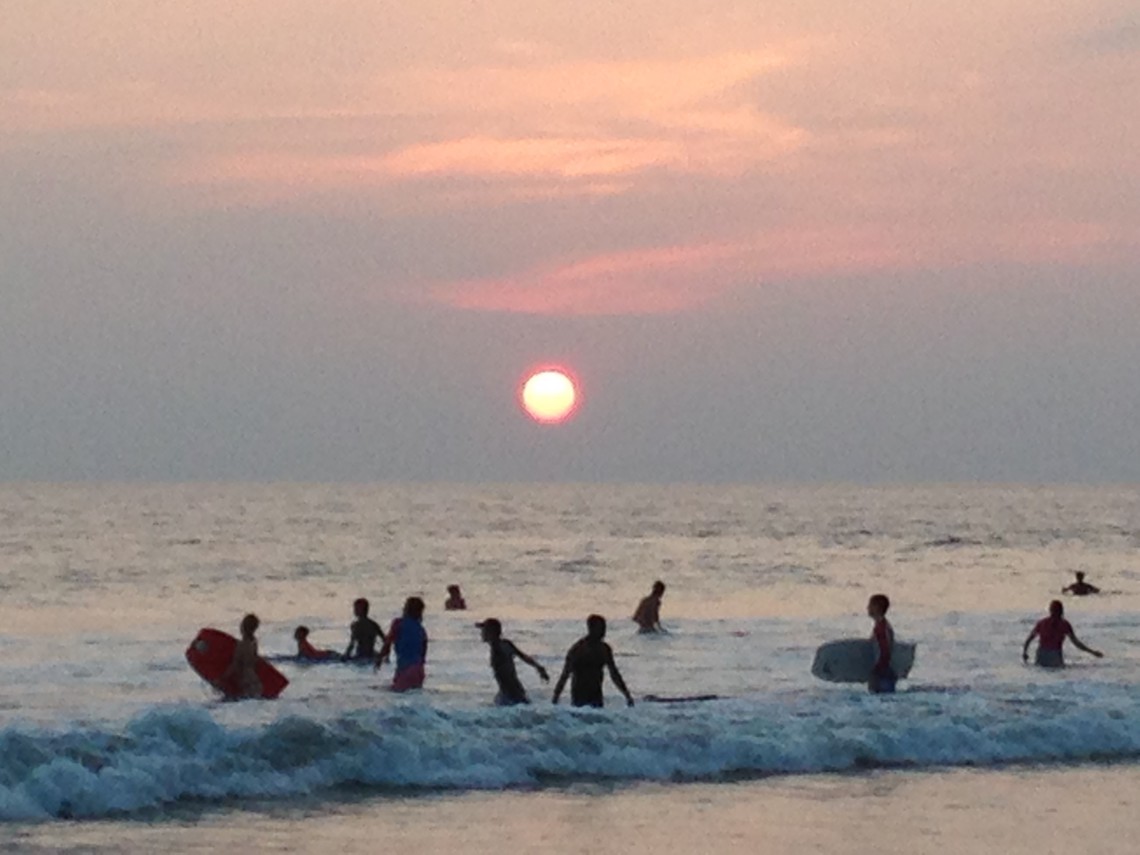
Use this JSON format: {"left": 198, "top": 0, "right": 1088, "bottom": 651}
{"left": 1, "top": 483, "right": 1139, "bottom": 847}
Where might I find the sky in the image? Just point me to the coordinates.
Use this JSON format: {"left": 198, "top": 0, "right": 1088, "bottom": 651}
{"left": 1, "top": 0, "right": 1138, "bottom": 483}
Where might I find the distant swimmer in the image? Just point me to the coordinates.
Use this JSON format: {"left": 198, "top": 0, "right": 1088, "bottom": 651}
{"left": 632, "top": 581, "right": 666, "bottom": 633}
{"left": 552, "top": 614, "right": 635, "bottom": 708}
{"left": 477, "top": 618, "right": 549, "bottom": 705}
{"left": 294, "top": 626, "right": 337, "bottom": 661}
{"left": 445, "top": 584, "right": 467, "bottom": 611}
{"left": 343, "top": 597, "right": 385, "bottom": 661}
{"left": 1022, "top": 600, "right": 1104, "bottom": 668}
{"left": 220, "top": 613, "right": 262, "bottom": 699}
{"left": 376, "top": 596, "right": 428, "bottom": 691}
{"left": 1062, "top": 571, "right": 1100, "bottom": 596}
{"left": 867, "top": 593, "right": 896, "bottom": 694}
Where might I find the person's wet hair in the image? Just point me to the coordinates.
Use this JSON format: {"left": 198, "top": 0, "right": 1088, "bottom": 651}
{"left": 405, "top": 596, "right": 426, "bottom": 619}
{"left": 240, "top": 613, "right": 260, "bottom": 637}
{"left": 293, "top": 625, "right": 309, "bottom": 639}
{"left": 869, "top": 593, "right": 890, "bottom": 613}
{"left": 653, "top": 580, "right": 666, "bottom": 594}
{"left": 354, "top": 597, "right": 369, "bottom": 615}
{"left": 1050, "top": 599, "right": 1064, "bottom": 617}
{"left": 586, "top": 614, "right": 606, "bottom": 636}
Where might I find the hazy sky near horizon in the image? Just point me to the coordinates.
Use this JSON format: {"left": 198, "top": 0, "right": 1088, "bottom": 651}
{"left": 2, "top": 1, "right": 1139, "bottom": 482}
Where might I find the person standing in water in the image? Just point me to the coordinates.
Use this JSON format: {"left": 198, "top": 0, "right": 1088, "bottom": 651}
{"left": 477, "top": 618, "right": 549, "bottom": 705}
{"left": 220, "top": 613, "right": 262, "bottom": 699}
{"left": 552, "top": 614, "right": 635, "bottom": 708}
{"left": 376, "top": 596, "right": 429, "bottom": 691}
{"left": 867, "top": 594, "right": 896, "bottom": 694}
{"left": 1062, "top": 572, "right": 1100, "bottom": 596}
{"left": 343, "top": 597, "right": 385, "bottom": 661}
{"left": 445, "top": 584, "right": 467, "bottom": 610}
{"left": 1022, "top": 600, "right": 1104, "bottom": 667}
{"left": 632, "top": 581, "right": 667, "bottom": 633}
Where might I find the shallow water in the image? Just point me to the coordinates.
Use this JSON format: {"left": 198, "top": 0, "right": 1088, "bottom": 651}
{"left": 1, "top": 483, "right": 1138, "bottom": 832}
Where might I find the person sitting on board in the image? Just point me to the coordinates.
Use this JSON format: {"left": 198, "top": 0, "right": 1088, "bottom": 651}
{"left": 552, "top": 614, "right": 635, "bottom": 708}
{"left": 294, "top": 626, "right": 337, "bottom": 661}
{"left": 1022, "top": 599, "right": 1104, "bottom": 668}
{"left": 477, "top": 617, "right": 549, "bottom": 705}
{"left": 632, "top": 581, "right": 667, "bottom": 633}
{"left": 343, "top": 597, "right": 385, "bottom": 661}
{"left": 219, "top": 613, "right": 262, "bottom": 699}
{"left": 867, "top": 594, "right": 897, "bottom": 694}
{"left": 1062, "top": 571, "right": 1100, "bottom": 596}
{"left": 445, "top": 584, "right": 467, "bottom": 611}
{"left": 376, "top": 596, "right": 429, "bottom": 691}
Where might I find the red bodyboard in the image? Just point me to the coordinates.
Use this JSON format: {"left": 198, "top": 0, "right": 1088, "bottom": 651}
{"left": 186, "top": 627, "right": 289, "bottom": 700}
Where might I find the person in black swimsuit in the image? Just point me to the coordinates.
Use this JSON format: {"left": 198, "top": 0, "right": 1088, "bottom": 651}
{"left": 343, "top": 597, "right": 385, "bottom": 661}
{"left": 477, "top": 618, "right": 549, "bottom": 705}
{"left": 552, "top": 614, "right": 635, "bottom": 708}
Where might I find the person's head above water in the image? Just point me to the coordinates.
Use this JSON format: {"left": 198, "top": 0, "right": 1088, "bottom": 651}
{"left": 404, "top": 596, "right": 426, "bottom": 619}
{"left": 477, "top": 618, "right": 502, "bottom": 640}
{"left": 293, "top": 625, "right": 309, "bottom": 640}
{"left": 448, "top": 584, "right": 461, "bottom": 594}
{"left": 652, "top": 580, "right": 666, "bottom": 596}
{"left": 353, "top": 597, "right": 370, "bottom": 617}
{"left": 867, "top": 593, "right": 890, "bottom": 618}
{"left": 1050, "top": 599, "right": 1064, "bottom": 618}
{"left": 1075, "top": 572, "right": 1086, "bottom": 581}
{"left": 586, "top": 614, "right": 607, "bottom": 639}
{"left": 240, "top": 613, "right": 260, "bottom": 639}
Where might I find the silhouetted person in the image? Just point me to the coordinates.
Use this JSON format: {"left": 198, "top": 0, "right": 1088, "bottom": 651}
{"left": 632, "top": 581, "right": 666, "bottom": 632}
{"left": 220, "top": 613, "right": 262, "bottom": 698}
{"left": 343, "top": 597, "right": 385, "bottom": 661}
{"left": 445, "top": 584, "right": 467, "bottom": 610}
{"left": 294, "top": 626, "right": 337, "bottom": 661}
{"left": 1062, "top": 571, "right": 1100, "bottom": 596}
{"left": 552, "top": 615, "right": 634, "bottom": 708}
{"left": 376, "top": 596, "right": 429, "bottom": 691}
{"left": 1022, "top": 600, "right": 1103, "bottom": 667}
{"left": 867, "top": 593, "right": 896, "bottom": 694}
{"left": 477, "top": 618, "right": 548, "bottom": 705}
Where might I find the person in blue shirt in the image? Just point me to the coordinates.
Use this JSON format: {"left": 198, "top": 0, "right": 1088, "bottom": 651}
{"left": 376, "top": 596, "right": 428, "bottom": 691}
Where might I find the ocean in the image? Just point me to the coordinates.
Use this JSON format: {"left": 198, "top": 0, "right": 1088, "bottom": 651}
{"left": 2, "top": 483, "right": 1140, "bottom": 852}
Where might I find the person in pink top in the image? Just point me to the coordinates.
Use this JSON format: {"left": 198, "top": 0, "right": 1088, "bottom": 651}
{"left": 1022, "top": 600, "right": 1104, "bottom": 668}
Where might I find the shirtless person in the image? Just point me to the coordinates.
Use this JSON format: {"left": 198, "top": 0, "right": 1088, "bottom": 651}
{"left": 220, "top": 613, "right": 262, "bottom": 699}
{"left": 632, "top": 581, "right": 666, "bottom": 633}
{"left": 1022, "top": 599, "right": 1104, "bottom": 667}
{"left": 343, "top": 597, "right": 385, "bottom": 661}
{"left": 477, "top": 618, "right": 549, "bottom": 705}
{"left": 1062, "top": 572, "right": 1100, "bottom": 596}
{"left": 552, "top": 615, "right": 635, "bottom": 708}
{"left": 867, "top": 594, "right": 896, "bottom": 694}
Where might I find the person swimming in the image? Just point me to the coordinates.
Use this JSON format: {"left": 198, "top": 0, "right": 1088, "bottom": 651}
{"left": 445, "top": 584, "right": 467, "bottom": 610}
{"left": 1062, "top": 571, "right": 1100, "bottom": 596}
{"left": 1022, "top": 599, "right": 1104, "bottom": 667}
{"left": 294, "top": 626, "right": 337, "bottom": 661}
{"left": 632, "top": 581, "right": 666, "bottom": 633}
{"left": 552, "top": 614, "right": 634, "bottom": 708}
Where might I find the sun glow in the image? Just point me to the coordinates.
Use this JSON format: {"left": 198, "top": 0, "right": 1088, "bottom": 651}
{"left": 520, "top": 369, "right": 579, "bottom": 424}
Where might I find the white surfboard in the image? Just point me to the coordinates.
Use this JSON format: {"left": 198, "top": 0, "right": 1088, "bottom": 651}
{"left": 811, "top": 638, "right": 916, "bottom": 683}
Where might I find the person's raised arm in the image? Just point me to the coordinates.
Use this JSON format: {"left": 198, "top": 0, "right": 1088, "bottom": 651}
{"left": 605, "top": 647, "right": 635, "bottom": 707}
{"left": 1067, "top": 627, "right": 1103, "bottom": 658}
{"left": 1022, "top": 626, "right": 1039, "bottom": 662}
{"left": 512, "top": 642, "right": 549, "bottom": 682}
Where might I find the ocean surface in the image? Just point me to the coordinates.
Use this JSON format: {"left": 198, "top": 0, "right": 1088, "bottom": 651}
{"left": 2, "top": 483, "right": 1140, "bottom": 851}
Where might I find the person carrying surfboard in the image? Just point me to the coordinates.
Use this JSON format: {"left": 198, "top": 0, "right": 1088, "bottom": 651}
{"left": 344, "top": 597, "right": 386, "bottom": 661}
{"left": 552, "top": 614, "right": 635, "bottom": 708}
{"left": 476, "top": 617, "right": 549, "bottom": 705}
{"left": 375, "top": 596, "right": 429, "bottom": 691}
{"left": 867, "top": 594, "right": 896, "bottom": 694}
{"left": 1022, "top": 600, "right": 1104, "bottom": 667}
{"left": 632, "top": 581, "right": 666, "bottom": 633}
{"left": 219, "top": 613, "right": 262, "bottom": 699}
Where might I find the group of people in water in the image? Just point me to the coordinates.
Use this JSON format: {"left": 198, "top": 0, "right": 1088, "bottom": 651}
{"left": 218, "top": 570, "right": 1107, "bottom": 702}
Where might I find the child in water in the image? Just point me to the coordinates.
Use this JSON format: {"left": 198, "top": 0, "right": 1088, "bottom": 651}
{"left": 294, "top": 626, "right": 337, "bottom": 661}
{"left": 867, "top": 594, "right": 896, "bottom": 694}
{"left": 220, "top": 613, "right": 262, "bottom": 699}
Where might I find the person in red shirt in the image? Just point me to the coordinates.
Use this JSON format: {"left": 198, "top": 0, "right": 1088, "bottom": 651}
{"left": 294, "top": 626, "right": 337, "bottom": 661}
{"left": 867, "top": 593, "right": 896, "bottom": 694}
{"left": 1022, "top": 600, "right": 1104, "bottom": 668}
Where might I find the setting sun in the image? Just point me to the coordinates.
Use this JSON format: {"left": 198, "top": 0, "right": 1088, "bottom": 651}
{"left": 520, "top": 369, "right": 579, "bottom": 425}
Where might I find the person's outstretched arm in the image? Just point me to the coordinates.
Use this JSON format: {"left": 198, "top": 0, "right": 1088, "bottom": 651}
{"left": 512, "top": 642, "right": 549, "bottom": 681}
{"left": 1021, "top": 627, "right": 1039, "bottom": 662}
{"left": 1067, "top": 628, "right": 1103, "bottom": 658}
{"left": 605, "top": 647, "right": 635, "bottom": 707}
{"left": 551, "top": 656, "right": 572, "bottom": 703}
